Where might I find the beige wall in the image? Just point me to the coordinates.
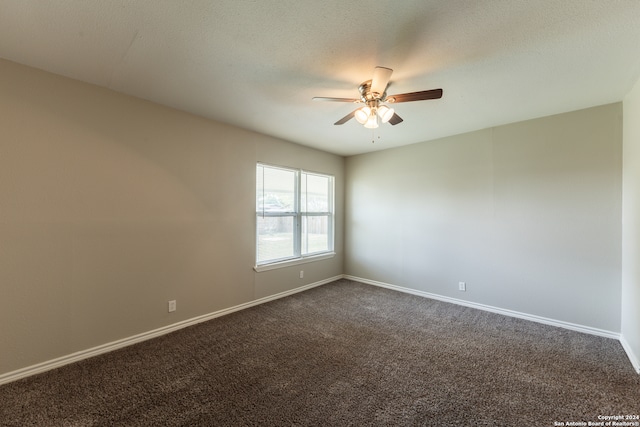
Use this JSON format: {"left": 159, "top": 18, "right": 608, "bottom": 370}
{"left": 1, "top": 56, "right": 635, "bottom": 378}
{"left": 345, "top": 104, "right": 622, "bottom": 332}
{"left": 622, "top": 76, "right": 640, "bottom": 371}
{"left": 0, "top": 59, "right": 344, "bottom": 376}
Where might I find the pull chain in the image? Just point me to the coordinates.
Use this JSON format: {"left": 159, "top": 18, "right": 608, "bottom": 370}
{"left": 371, "top": 128, "right": 382, "bottom": 144}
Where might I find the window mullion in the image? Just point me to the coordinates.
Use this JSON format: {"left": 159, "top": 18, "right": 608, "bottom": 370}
{"left": 329, "top": 175, "right": 334, "bottom": 252}
{"left": 294, "top": 169, "right": 301, "bottom": 257}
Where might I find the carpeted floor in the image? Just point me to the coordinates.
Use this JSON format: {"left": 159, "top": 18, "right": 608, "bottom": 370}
{"left": 0, "top": 279, "right": 638, "bottom": 426}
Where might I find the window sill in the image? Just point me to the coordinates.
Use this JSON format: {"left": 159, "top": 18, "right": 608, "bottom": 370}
{"left": 254, "top": 252, "right": 336, "bottom": 273}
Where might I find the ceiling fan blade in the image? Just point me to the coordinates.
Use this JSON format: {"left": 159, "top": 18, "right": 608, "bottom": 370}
{"left": 388, "top": 113, "right": 403, "bottom": 125}
{"left": 334, "top": 110, "right": 358, "bottom": 125}
{"left": 371, "top": 66, "right": 393, "bottom": 96}
{"left": 313, "top": 97, "right": 360, "bottom": 103}
{"left": 386, "top": 88, "right": 443, "bottom": 103}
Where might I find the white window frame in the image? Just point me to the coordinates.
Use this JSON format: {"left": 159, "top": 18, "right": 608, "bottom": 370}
{"left": 254, "top": 163, "right": 335, "bottom": 272}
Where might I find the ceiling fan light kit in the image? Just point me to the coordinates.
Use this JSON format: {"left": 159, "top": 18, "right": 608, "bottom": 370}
{"left": 377, "top": 105, "right": 394, "bottom": 123}
{"left": 354, "top": 107, "right": 371, "bottom": 124}
{"left": 353, "top": 105, "right": 390, "bottom": 129}
{"left": 363, "top": 113, "right": 379, "bottom": 129}
{"left": 313, "top": 66, "right": 443, "bottom": 130}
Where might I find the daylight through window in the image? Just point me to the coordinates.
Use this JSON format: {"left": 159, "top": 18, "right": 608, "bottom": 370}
{"left": 256, "top": 163, "right": 334, "bottom": 266}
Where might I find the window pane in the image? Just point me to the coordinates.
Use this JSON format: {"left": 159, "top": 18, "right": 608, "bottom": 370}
{"left": 301, "top": 173, "right": 330, "bottom": 213}
{"left": 257, "top": 216, "right": 295, "bottom": 263}
{"left": 257, "top": 165, "right": 296, "bottom": 213}
{"left": 256, "top": 164, "right": 333, "bottom": 266}
{"left": 302, "top": 215, "right": 329, "bottom": 255}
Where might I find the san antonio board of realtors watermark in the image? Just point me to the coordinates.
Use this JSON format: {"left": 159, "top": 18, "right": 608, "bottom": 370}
{"left": 553, "top": 415, "right": 639, "bottom": 426}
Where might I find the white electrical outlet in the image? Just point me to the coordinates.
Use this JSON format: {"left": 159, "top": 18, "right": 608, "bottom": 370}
{"left": 458, "top": 282, "right": 466, "bottom": 291}
{"left": 299, "top": 270, "right": 304, "bottom": 279}
{"left": 168, "top": 300, "right": 176, "bottom": 312}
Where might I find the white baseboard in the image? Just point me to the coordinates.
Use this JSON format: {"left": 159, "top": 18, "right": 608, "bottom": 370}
{"left": 3, "top": 273, "right": 637, "bottom": 385}
{"left": 344, "top": 275, "right": 640, "bottom": 374}
{"left": 343, "top": 275, "right": 620, "bottom": 339}
{"left": 620, "top": 335, "right": 640, "bottom": 374}
{"left": 0, "top": 275, "right": 342, "bottom": 386}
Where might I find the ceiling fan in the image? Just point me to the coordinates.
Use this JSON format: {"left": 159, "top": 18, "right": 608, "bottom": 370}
{"left": 313, "top": 66, "right": 443, "bottom": 128}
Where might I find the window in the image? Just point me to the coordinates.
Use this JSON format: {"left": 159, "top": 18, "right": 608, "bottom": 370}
{"left": 256, "top": 163, "right": 334, "bottom": 268}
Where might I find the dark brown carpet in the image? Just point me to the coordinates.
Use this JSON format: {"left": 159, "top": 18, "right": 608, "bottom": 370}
{"left": 0, "top": 279, "right": 638, "bottom": 426}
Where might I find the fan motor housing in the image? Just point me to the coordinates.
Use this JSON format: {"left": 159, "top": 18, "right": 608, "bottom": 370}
{"left": 358, "top": 80, "right": 386, "bottom": 102}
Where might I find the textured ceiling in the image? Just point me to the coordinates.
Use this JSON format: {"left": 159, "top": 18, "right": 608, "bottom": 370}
{"left": 1, "top": 1, "right": 640, "bottom": 156}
